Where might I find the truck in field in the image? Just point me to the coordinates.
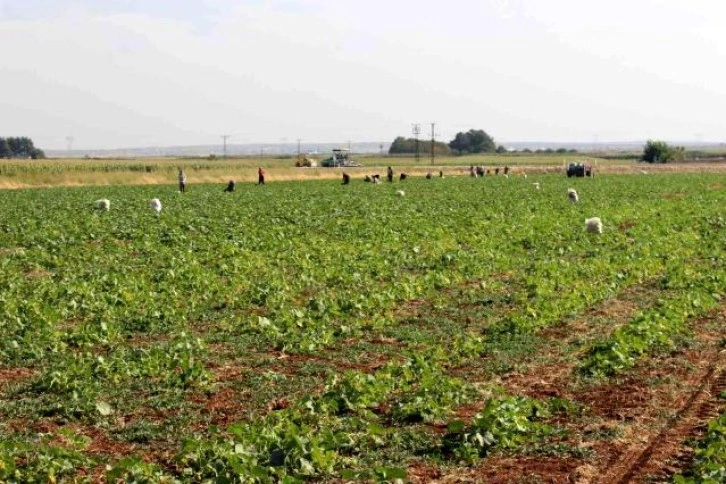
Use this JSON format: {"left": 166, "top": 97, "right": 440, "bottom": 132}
{"left": 320, "top": 149, "right": 361, "bottom": 168}
{"left": 567, "top": 162, "right": 594, "bottom": 177}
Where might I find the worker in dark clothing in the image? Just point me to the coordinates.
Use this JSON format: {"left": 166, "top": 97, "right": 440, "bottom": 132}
{"left": 258, "top": 167, "right": 265, "bottom": 185}
{"left": 178, "top": 169, "right": 187, "bottom": 193}
{"left": 224, "top": 180, "right": 235, "bottom": 192}
{"left": 387, "top": 166, "right": 394, "bottom": 183}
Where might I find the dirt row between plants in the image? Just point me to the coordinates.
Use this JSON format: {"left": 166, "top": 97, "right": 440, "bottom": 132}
{"left": 497, "top": 282, "right": 666, "bottom": 401}
{"left": 2, "top": 282, "right": 723, "bottom": 482}
{"left": 409, "top": 289, "right": 726, "bottom": 483}
{"left": 0, "top": 367, "right": 37, "bottom": 390}
{"left": 601, "top": 360, "right": 726, "bottom": 483}
{"left": 406, "top": 281, "right": 662, "bottom": 483}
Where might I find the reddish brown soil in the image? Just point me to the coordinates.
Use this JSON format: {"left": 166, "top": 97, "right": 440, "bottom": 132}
{"left": 394, "top": 298, "right": 429, "bottom": 318}
{"left": 409, "top": 456, "right": 586, "bottom": 483}
{"left": 591, "top": 330, "right": 726, "bottom": 483}
{"left": 0, "top": 367, "right": 36, "bottom": 389}
{"left": 498, "top": 283, "right": 656, "bottom": 400}
{"left": 418, "top": 294, "right": 726, "bottom": 483}
{"left": 267, "top": 349, "right": 393, "bottom": 374}
{"left": 188, "top": 386, "right": 251, "bottom": 427}
{"left": 5, "top": 281, "right": 726, "bottom": 482}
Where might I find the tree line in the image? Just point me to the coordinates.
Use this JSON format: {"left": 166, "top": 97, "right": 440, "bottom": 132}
{"left": 0, "top": 137, "right": 46, "bottom": 159}
{"left": 389, "top": 129, "right": 696, "bottom": 163}
{"left": 388, "top": 137, "right": 451, "bottom": 156}
{"left": 640, "top": 140, "right": 684, "bottom": 163}
{"left": 389, "top": 129, "right": 497, "bottom": 156}
{"left": 389, "top": 129, "right": 581, "bottom": 156}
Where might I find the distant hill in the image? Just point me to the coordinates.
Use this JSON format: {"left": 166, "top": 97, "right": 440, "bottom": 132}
{"left": 45, "top": 142, "right": 389, "bottom": 158}
{"left": 503, "top": 141, "right": 726, "bottom": 152}
{"left": 45, "top": 140, "right": 725, "bottom": 159}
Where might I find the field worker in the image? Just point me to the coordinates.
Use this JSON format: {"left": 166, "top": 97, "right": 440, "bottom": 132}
{"left": 224, "top": 180, "right": 236, "bottom": 192}
{"left": 178, "top": 168, "right": 187, "bottom": 193}
{"left": 387, "top": 166, "right": 394, "bottom": 183}
{"left": 258, "top": 167, "right": 265, "bottom": 185}
{"left": 342, "top": 173, "right": 350, "bottom": 185}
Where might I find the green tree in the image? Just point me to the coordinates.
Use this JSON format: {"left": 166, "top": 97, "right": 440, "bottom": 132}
{"left": 388, "top": 136, "right": 450, "bottom": 156}
{"left": 448, "top": 129, "right": 496, "bottom": 154}
{"left": 30, "top": 148, "right": 46, "bottom": 159}
{"left": 641, "top": 140, "right": 684, "bottom": 163}
{"left": 0, "top": 138, "right": 9, "bottom": 158}
{"left": 1, "top": 137, "right": 45, "bottom": 158}
{"left": 388, "top": 136, "right": 415, "bottom": 154}
{"left": 420, "top": 140, "right": 451, "bottom": 156}
{"left": 496, "top": 145, "right": 507, "bottom": 153}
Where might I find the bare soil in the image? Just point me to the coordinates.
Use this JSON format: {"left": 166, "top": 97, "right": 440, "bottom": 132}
{"left": 411, "top": 295, "right": 726, "bottom": 483}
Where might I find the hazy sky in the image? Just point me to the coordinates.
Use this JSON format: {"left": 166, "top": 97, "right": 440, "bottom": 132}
{"left": 1, "top": 0, "right": 725, "bottom": 150}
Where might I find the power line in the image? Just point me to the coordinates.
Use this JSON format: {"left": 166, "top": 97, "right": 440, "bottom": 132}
{"left": 220, "top": 134, "right": 231, "bottom": 158}
{"left": 412, "top": 124, "right": 421, "bottom": 163}
{"left": 430, "top": 123, "right": 436, "bottom": 165}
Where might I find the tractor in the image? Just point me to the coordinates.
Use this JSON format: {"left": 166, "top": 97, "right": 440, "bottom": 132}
{"left": 566, "top": 162, "right": 594, "bottom": 177}
{"left": 321, "top": 149, "right": 361, "bottom": 168}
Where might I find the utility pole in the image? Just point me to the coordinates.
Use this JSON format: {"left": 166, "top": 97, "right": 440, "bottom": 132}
{"left": 412, "top": 124, "right": 421, "bottom": 163}
{"left": 297, "top": 138, "right": 301, "bottom": 164}
{"left": 430, "top": 123, "right": 436, "bottom": 165}
{"left": 65, "top": 136, "right": 74, "bottom": 153}
{"left": 220, "top": 135, "right": 231, "bottom": 158}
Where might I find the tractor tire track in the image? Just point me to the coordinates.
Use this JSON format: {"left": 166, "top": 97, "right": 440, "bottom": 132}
{"left": 597, "top": 356, "right": 726, "bottom": 484}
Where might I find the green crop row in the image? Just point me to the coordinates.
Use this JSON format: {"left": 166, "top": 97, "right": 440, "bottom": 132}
{"left": 580, "top": 228, "right": 726, "bottom": 377}
{"left": 0, "top": 173, "right": 724, "bottom": 480}
{"left": 673, "top": 409, "right": 726, "bottom": 483}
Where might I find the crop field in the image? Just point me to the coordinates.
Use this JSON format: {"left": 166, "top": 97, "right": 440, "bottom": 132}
{"left": 1, "top": 173, "right": 726, "bottom": 482}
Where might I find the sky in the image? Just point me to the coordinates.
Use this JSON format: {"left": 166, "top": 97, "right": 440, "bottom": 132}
{"left": 1, "top": 0, "right": 725, "bottom": 150}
